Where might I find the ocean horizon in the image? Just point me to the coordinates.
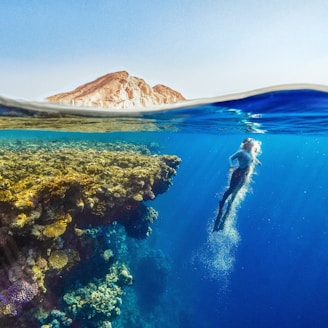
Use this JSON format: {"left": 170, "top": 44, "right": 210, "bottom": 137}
{"left": 0, "top": 84, "right": 328, "bottom": 327}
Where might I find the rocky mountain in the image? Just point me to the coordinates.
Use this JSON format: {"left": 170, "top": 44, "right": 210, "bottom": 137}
{"left": 46, "top": 71, "right": 185, "bottom": 109}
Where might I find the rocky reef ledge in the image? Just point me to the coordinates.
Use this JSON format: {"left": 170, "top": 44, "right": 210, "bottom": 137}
{"left": 0, "top": 140, "right": 181, "bottom": 327}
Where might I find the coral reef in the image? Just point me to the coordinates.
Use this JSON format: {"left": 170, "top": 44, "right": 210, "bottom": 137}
{"left": 0, "top": 140, "right": 180, "bottom": 237}
{"left": 0, "top": 139, "right": 181, "bottom": 326}
{"left": 62, "top": 262, "right": 132, "bottom": 324}
{"left": 0, "top": 116, "right": 163, "bottom": 133}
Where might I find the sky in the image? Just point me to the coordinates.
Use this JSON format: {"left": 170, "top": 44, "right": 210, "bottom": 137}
{"left": 1, "top": 0, "right": 328, "bottom": 100}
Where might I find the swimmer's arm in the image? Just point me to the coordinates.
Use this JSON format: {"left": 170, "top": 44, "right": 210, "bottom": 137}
{"left": 229, "top": 151, "right": 241, "bottom": 168}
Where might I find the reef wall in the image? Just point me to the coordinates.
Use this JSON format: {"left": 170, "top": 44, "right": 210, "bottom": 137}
{"left": 0, "top": 140, "right": 181, "bottom": 327}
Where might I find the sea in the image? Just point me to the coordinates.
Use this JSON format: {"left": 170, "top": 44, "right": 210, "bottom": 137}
{"left": 0, "top": 85, "right": 328, "bottom": 328}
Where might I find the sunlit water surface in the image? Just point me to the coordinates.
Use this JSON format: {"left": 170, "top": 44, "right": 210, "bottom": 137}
{"left": 0, "top": 88, "right": 328, "bottom": 328}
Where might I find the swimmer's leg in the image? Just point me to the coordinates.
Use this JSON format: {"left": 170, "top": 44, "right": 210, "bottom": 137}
{"left": 212, "top": 169, "right": 245, "bottom": 232}
{"left": 213, "top": 213, "right": 224, "bottom": 231}
{"left": 213, "top": 189, "right": 240, "bottom": 232}
{"left": 212, "top": 202, "right": 225, "bottom": 232}
{"left": 212, "top": 189, "right": 232, "bottom": 232}
{"left": 214, "top": 198, "right": 234, "bottom": 231}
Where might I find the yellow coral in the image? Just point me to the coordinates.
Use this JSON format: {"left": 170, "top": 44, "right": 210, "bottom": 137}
{"left": 0, "top": 143, "right": 180, "bottom": 237}
{"left": 32, "top": 258, "right": 48, "bottom": 293}
{"left": 42, "top": 213, "right": 72, "bottom": 239}
{"left": 13, "top": 213, "right": 28, "bottom": 229}
{"left": 103, "top": 249, "right": 114, "bottom": 262}
{"left": 43, "top": 221, "right": 67, "bottom": 238}
{"left": 0, "top": 190, "right": 13, "bottom": 202}
{"left": 74, "top": 227, "right": 84, "bottom": 237}
{"left": 132, "top": 193, "right": 143, "bottom": 201}
{"left": 14, "top": 196, "right": 35, "bottom": 210}
{"left": 48, "top": 250, "right": 68, "bottom": 270}
{"left": 2, "top": 304, "right": 15, "bottom": 316}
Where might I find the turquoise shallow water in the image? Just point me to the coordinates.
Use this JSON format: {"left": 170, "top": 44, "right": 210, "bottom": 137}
{"left": 0, "top": 87, "right": 328, "bottom": 327}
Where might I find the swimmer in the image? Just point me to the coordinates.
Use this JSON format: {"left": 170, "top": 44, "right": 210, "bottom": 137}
{"left": 213, "top": 138, "right": 262, "bottom": 232}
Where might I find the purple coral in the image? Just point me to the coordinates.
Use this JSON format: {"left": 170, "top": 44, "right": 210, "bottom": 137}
{"left": 0, "top": 280, "right": 39, "bottom": 317}
{"left": 0, "top": 292, "right": 9, "bottom": 306}
{"left": 6, "top": 280, "right": 38, "bottom": 306}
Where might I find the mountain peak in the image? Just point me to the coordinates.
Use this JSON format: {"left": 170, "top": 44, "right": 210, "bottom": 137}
{"left": 46, "top": 71, "right": 185, "bottom": 109}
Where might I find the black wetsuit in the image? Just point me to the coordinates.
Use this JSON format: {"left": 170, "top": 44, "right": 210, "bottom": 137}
{"left": 213, "top": 149, "right": 254, "bottom": 232}
{"left": 213, "top": 166, "right": 250, "bottom": 231}
{"left": 229, "top": 167, "right": 249, "bottom": 189}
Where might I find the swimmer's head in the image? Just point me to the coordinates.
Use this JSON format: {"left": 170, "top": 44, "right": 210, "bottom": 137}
{"left": 242, "top": 137, "right": 253, "bottom": 145}
{"left": 241, "top": 138, "right": 262, "bottom": 154}
{"left": 241, "top": 138, "right": 254, "bottom": 149}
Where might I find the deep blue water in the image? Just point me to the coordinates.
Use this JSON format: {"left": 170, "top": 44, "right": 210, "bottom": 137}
{"left": 136, "top": 132, "right": 328, "bottom": 328}
{"left": 1, "top": 88, "right": 328, "bottom": 327}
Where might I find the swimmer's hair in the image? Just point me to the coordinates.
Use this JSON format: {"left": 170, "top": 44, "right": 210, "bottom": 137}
{"left": 241, "top": 137, "right": 262, "bottom": 154}
{"left": 242, "top": 138, "right": 253, "bottom": 145}
{"left": 241, "top": 138, "right": 254, "bottom": 148}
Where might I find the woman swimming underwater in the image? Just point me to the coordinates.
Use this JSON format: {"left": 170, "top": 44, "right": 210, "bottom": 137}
{"left": 213, "top": 138, "right": 262, "bottom": 232}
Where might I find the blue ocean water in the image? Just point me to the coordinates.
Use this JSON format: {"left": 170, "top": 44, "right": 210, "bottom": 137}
{"left": 0, "top": 87, "right": 328, "bottom": 327}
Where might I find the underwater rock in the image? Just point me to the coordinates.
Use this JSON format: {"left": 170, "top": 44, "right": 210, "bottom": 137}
{"left": 0, "top": 140, "right": 181, "bottom": 326}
